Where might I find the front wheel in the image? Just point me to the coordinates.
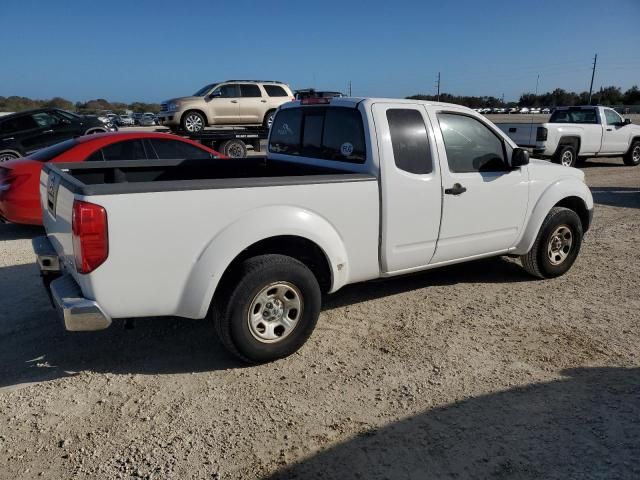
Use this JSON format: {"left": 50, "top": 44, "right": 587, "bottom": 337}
{"left": 213, "top": 254, "right": 321, "bottom": 363}
{"left": 520, "top": 207, "right": 583, "bottom": 279}
{"left": 181, "top": 111, "right": 206, "bottom": 133}
{"left": 623, "top": 140, "right": 640, "bottom": 166}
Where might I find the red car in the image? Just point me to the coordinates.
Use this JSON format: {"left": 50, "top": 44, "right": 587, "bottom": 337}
{"left": 0, "top": 132, "right": 221, "bottom": 225}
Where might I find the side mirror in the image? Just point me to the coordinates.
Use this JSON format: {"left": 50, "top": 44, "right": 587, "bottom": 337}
{"left": 624, "top": 118, "right": 631, "bottom": 125}
{"left": 511, "top": 147, "right": 530, "bottom": 168}
{"left": 209, "top": 90, "right": 222, "bottom": 99}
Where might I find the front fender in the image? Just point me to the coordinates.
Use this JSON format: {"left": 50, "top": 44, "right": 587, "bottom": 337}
{"left": 176, "top": 205, "right": 349, "bottom": 319}
{"left": 513, "top": 178, "right": 594, "bottom": 255}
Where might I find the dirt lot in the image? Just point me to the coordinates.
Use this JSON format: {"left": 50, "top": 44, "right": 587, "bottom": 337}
{"left": 0, "top": 158, "right": 639, "bottom": 479}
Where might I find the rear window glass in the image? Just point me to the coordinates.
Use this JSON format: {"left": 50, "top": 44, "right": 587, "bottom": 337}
{"left": 149, "top": 139, "right": 211, "bottom": 159}
{"left": 269, "top": 107, "right": 366, "bottom": 163}
{"left": 240, "top": 84, "right": 262, "bottom": 97}
{"left": 101, "top": 139, "right": 147, "bottom": 161}
{"left": 549, "top": 109, "right": 597, "bottom": 124}
{"left": 2, "top": 114, "right": 39, "bottom": 133}
{"left": 264, "top": 85, "right": 288, "bottom": 97}
{"left": 30, "top": 139, "right": 78, "bottom": 162}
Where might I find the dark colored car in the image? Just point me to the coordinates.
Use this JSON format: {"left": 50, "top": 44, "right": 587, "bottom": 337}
{"left": 0, "top": 108, "right": 115, "bottom": 162}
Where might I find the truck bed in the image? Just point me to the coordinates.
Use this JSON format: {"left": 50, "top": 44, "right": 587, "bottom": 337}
{"left": 44, "top": 157, "right": 375, "bottom": 196}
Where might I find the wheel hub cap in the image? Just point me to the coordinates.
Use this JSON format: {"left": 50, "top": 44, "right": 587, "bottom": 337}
{"left": 633, "top": 146, "right": 640, "bottom": 162}
{"left": 547, "top": 225, "right": 573, "bottom": 265}
{"left": 185, "top": 115, "right": 203, "bottom": 132}
{"left": 561, "top": 151, "right": 573, "bottom": 166}
{"left": 248, "top": 282, "right": 303, "bottom": 343}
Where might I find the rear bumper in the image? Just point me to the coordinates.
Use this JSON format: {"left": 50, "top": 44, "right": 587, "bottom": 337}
{"left": 32, "top": 235, "right": 111, "bottom": 331}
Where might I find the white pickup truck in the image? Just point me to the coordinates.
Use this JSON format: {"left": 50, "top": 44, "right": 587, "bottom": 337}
{"left": 496, "top": 106, "right": 640, "bottom": 167}
{"left": 33, "top": 98, "right": 594, "bottom": 363}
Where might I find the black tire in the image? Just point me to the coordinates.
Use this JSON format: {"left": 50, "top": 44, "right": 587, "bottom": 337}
{"left": 553, "top": 145, "right": 577, "bottom": 167}
{"left": 213, "top": 254, "right": 321, "bottom": 363}
{"left": 181, "top": 111, "right": 206, "bottom": 133}
{"left": 623, "top": 140, "right": 640, "bottom": 166}
{"left": 263, "top": 110, "right": 275, "bottom": 129}
{"left": 220, "top": 139, "right": 247, "bottom": 158}
{"left": 520, "top": 207, "right": 583, "bottom": 279}
{"left": 0, "top": 151, "right": 20, "bottom": 163}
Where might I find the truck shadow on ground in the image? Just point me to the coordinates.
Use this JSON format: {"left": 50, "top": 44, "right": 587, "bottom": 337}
{"left": 267, "top": 367, "right": 640, "bottom": 480}
{"left": 591, "top": 187, "right": 640, "bottom": 209}
{"left": 0, "top": 255, "right": 532, "bottom": 390}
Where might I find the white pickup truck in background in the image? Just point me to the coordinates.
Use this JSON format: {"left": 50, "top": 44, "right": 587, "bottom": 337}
{"left": 496, "top": 106, "right": 640, "bottom": 167}
{"left": 33, "top": 98, "right": 593, "bottom": 363}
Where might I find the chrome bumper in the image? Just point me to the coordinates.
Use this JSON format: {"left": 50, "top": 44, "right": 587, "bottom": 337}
{"left": 32, "top": 235, "right": 111, "bottom": 331}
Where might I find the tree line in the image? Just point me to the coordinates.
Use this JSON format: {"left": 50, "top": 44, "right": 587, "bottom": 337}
{"left": 407, "top": 85, "right": 640, "bottom": 108}
{"left": 0, "top": 96, "right": 161, "bottom": 114}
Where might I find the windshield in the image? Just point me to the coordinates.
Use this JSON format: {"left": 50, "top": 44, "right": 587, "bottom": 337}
{"left": 549, "top": 109, "right": 598, "bottom": 124}
{"left": 193, "top": 83, "right": 218, "bottom": 96}
{"left": 29, "top": 139, "right": 78, "bottom": 162}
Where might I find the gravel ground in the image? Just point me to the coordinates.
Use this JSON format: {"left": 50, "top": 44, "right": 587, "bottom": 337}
{"left": 0, "top": 158, "right": 639, "bottom": 479}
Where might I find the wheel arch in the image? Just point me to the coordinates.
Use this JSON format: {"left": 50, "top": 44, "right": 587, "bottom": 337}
{"left": 176, "top": 206, "right": 349, "bottom": 319}
{"left": 513, "top": 179, "right": 593, "bottom": 255}
{"left": 0, "top": 148, "right": 23, "bottom": 159}
{"left": 556, "top": 136, "right": 581, "bottom": 155}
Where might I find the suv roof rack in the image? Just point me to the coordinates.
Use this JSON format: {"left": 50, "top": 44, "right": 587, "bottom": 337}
{"left": 225, "top": 80, "right": 285, "bottom": 84}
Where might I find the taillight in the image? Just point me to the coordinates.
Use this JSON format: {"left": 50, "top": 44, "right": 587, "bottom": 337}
{"left": 536, "top": 127, "right": 548, "bottom": 141}
{"left": 72, "top": 200, "right": 108, "bottom": 274}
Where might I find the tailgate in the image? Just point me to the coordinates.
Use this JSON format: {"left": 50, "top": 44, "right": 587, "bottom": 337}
{"left": 496, "top": 123, "right": 539, "bottom": 147}
{"left": 40, "top": 166, "right": 77, "bottom": 275}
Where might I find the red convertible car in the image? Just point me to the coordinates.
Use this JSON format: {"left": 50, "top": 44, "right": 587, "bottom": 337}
{"left": 0, "top": 132, "right": 220, "bottom": 225}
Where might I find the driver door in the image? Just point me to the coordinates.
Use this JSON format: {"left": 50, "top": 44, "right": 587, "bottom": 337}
{"left": 428, "top": 108, "right": 529, "bottom": 264}
{"left": 208, "top": 84, "right": 241, "bottom": 124}
{"left": 601, "top": 109, "right": 631, "bottom": 155}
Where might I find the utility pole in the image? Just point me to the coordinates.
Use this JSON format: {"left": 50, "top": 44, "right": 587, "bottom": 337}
{"left": 588, "top": 53, "right": 598, "bottom": 105}
{"left": 501, "top": 93, "right": 505, "bottom": 105}
{"left": 435, "top": 72, "right": 441, "bottom": 102}
{"left": 348, "top": 81, "right": 352, "bottom": 97}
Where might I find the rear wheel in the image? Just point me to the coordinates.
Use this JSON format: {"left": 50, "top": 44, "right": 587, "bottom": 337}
{"left": 520, "top": 207, "right": 583, "bottom": 279}
{"left": 0, "top": 151, "right": 19, "bottom": 163}
{"left": 623, "top": 140, "right": 640, "bottom": 166}
{"left": 220, "top": 139, "right": 247, "bottom": 158}
{"left": 213, "top": 254, "right": 321, "bottom": 363}
{"left": 181, "top": 111, "right": 206, "bottom": 133}
{"left": 553, "top": 145, "right": 577, "bottom": 167}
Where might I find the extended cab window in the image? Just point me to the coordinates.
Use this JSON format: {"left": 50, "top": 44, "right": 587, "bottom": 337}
{"left": 264, "top": 85, "right": 288, "bottom": 97}
{"left": 387, "top": 109, "right": 433, "bottom": 174}
{"left": 438, "top": 113, "right": 506, "bottom": 173}
{"left": 269, "top": 107, "right": 366, "bottom": 163}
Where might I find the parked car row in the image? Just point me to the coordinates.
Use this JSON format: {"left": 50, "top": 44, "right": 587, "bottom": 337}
{"left": 475, "top": 107, "right": 552, "bottom": 114}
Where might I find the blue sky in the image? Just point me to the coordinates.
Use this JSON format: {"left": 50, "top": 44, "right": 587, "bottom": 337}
{"left": 1, "top": 0, "right": 639, "bottom": 102}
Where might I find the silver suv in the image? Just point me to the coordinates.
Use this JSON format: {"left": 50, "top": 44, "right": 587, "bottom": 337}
{"left": 158, "top": 80, "right": 294, "bottom": 133}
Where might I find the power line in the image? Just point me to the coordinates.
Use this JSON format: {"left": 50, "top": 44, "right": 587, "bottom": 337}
{"left": 588, "top": 53, "right": 598, "bottom": 104}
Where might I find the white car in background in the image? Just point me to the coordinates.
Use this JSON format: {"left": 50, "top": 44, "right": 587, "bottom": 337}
{"left": 519, "top": 107, "right": 531, "bottom": 114}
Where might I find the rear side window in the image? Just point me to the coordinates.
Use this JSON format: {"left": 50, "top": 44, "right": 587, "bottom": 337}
{"left": 100, "top": 139, "right": 147, "bottom": 161}
{"left": 30, "top": 139, "right": 78, "bottom": 162}
{"left": 2, "top": 115, "right": 39, "bottom": 133}
{"left": 438, "top": 113, "right": 506, "bottom": 173}
{"left": 149, "top": 139, "right": 211, "bottom": 159}
{"left": 270, "top": 107, "right": 366, "bottom": 163}
{"left": 386, "top": 109, "right": 433, "bottom": 174}
{"left": 264, "top": 85, "right": 288, "bottom": 97}
{"left": 240, "top": 84, "right": 262, "bottom": 97}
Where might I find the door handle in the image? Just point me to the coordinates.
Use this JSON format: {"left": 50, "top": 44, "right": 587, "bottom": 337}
{"left": 444, "top": 183, "right": 467, "bottom": 195}
{"left": 230, "top": 100, "right": 238, "bottom": 103}
{"left": 261, "top": 99, "right": 267, "bottom": 103}
{"left": 43, "top": 129, "right": 54, "bottom": 133}
{"left": 606, "top": 128, "right": 612, "bottom": 131}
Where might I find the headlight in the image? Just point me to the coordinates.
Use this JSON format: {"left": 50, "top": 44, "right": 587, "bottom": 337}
{"left": 97, "top": 116, "right": 109, "bottom": 123}
{"left": 167, "top": 102, "right": 178, "bottom": 112}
